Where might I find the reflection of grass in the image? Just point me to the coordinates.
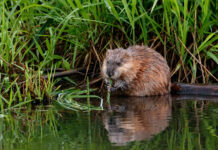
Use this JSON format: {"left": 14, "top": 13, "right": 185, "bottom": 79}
{"left": 163, "top": 101, "right": 218, "bottom": 150}
{"left": 0, "top": 101, "right": 217, "bottom": 150}
{"left": 0, "top": 107, "right": 58, "bottom": 147}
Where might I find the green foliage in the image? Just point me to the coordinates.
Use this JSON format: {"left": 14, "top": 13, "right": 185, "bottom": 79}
{"left": 55, "top": 79, "right": 103, "bottom": 111}
{"left": 0, "top": 0, "right": 217, "bottom": 109}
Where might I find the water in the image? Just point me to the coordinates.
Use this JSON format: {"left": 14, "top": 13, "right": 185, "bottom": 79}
{"left": 0, "top": 95, "right": 217, "bottom": 150}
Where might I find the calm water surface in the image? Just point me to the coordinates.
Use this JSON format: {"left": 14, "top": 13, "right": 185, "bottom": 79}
{"left": 1, "top": 95, "right": 218, "bottom": 150}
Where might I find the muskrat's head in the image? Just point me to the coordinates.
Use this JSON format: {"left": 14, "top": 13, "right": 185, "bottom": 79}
{"left": 102, "top": 48, "right": 133, "bottom": 81}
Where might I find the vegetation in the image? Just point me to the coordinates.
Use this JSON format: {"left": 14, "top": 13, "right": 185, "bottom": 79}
{"left": 0, "top": 0, "right": 217, "bottom": 109}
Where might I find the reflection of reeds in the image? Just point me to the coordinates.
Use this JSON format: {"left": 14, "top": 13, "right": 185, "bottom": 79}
{"left": 167, "top": 100, "right": 218, "bottom": 150}
{"left": 0, "top": 99, "right": 217, "bottom": 149}
{"left": 0, "top": 107, "right": 58, "bottom": 147}
{"left": 0, "top": 0, "right": 217, "bottom": 109}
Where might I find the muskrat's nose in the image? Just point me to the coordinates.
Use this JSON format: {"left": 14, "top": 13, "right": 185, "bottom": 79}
{"left": 107, "top": 68, "right": 114, "bottom": 77}
{"left": 108, "top": 71, "right": 113, "bottom": 77}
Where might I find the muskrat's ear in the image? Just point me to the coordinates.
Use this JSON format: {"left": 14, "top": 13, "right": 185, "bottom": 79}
{"left": 124, "top": 51, "right": 131, "bottom": 57}
{"left": 106, "top": 49, "right": 113, "bottom": 56}
{"left": 107, "top": 49, "right": 113, "bottom": 53}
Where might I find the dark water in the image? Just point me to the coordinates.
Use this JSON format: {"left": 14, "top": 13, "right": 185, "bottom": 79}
{"left": 1, "top": 95, "right": 218, "bottom": 150}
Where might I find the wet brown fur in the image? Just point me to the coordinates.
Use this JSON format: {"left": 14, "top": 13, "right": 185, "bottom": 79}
{"left": 102, "top": 45, "right": 171, "bottom": 96}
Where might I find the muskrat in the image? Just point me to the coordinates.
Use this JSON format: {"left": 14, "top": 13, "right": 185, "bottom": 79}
{"left": 101, "top": 45, "right": 218, "bottom": 96}
{"left": 102, "top": 45, "right": 170, "bottom": 96}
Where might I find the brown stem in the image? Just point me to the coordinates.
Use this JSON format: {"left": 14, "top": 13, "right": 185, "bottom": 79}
{"left": 43, "top": 67, "right": 85, "bottom": 79}
{"left": 177, "top": 37, "right": 218, "bottom": 82}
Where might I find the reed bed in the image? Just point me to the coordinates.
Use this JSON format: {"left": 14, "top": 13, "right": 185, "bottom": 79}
{"left": 0, "top": 0, "right": 217, "bottom": 109}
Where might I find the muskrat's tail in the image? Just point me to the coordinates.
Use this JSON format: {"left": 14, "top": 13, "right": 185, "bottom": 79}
{"left": 171, "top": 83, "right": 218, "bottom": 96}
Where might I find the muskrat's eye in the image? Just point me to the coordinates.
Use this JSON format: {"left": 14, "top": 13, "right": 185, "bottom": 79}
{"left": 116, "top": 62, "right": 121, "bottom": 66}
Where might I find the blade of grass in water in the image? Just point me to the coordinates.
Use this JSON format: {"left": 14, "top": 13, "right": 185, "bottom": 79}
{"left": 86, "top": 77, "right": 90, "bottom": 111}
{"left": 56, "top": 84, "right": 103, "bottom": 111}
{"left": 106, "top": 79, "right": 112, "bottom": 103}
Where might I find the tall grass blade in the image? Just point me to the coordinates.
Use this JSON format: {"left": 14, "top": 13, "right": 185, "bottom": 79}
{"left": 104, "top": 0, "right": 121, "bottom": 22}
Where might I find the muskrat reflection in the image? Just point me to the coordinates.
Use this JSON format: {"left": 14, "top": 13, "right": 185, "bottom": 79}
{"left": 102, "top": 95, "right": 172, "bottom": 146}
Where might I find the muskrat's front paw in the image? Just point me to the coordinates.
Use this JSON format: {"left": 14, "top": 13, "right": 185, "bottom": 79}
{"left": 110, "top": 87, "right": 118, "bottom": 92}
{"left": 104, "top": 83, "right": 109, "bottom": 89}
{"left": 120, "top": 84, "right": 128, "bottom": 91}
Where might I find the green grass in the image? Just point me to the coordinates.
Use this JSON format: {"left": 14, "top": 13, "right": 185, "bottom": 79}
{"left": 0, "top": 0, "right": 217, "bottom": 109}
{"left": 55, "top": 79, "right": 103, "bottom": 111}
